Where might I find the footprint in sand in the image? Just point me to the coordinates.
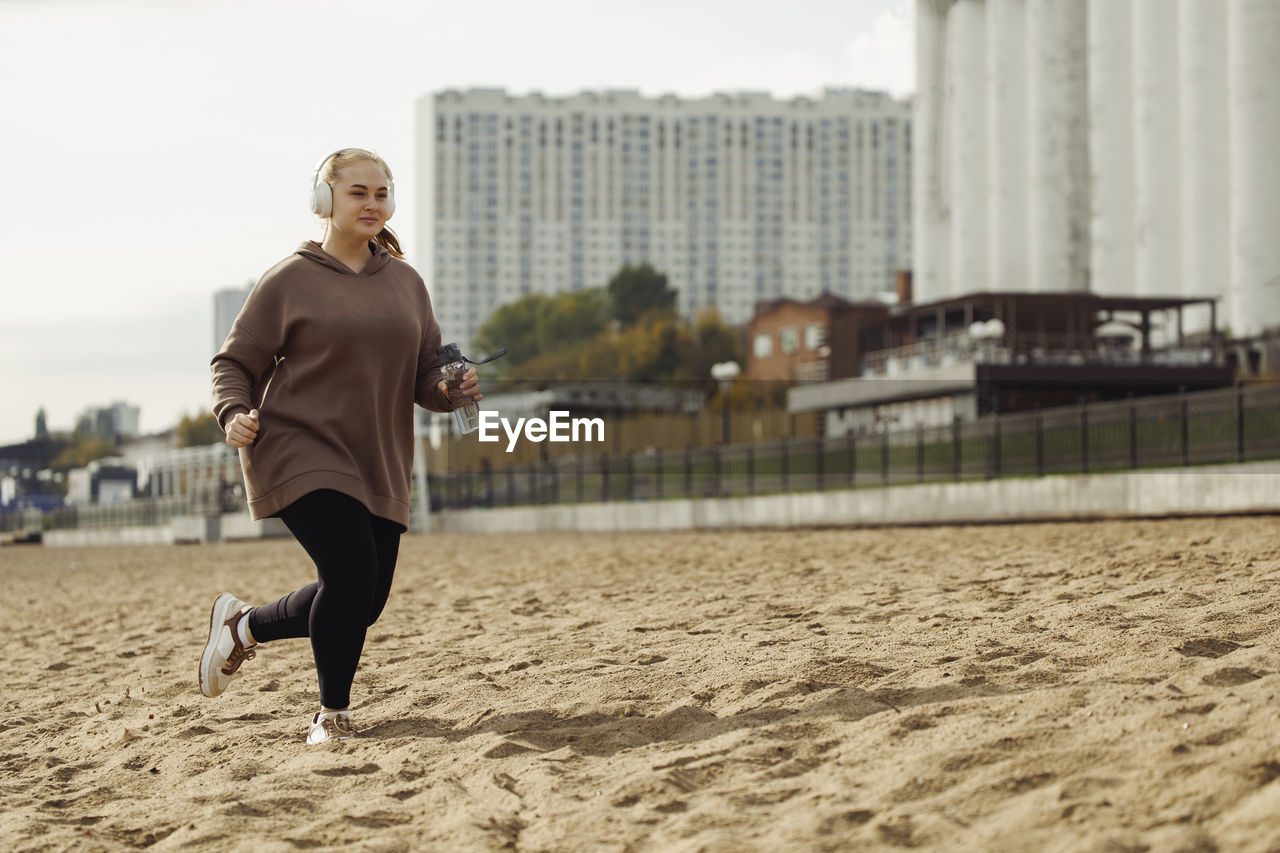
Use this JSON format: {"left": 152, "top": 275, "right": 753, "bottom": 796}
{"left": 311, "top": 763, "right": 381, "bottom": 777}
{"left": 819, "top": 809, "right": 875, "bottom": 833}
{"left": 1190, "top": 727, "right": 1242, "bottom": 747}
{"left": 483, "top": 740, "right": 538, "bottom": 759}
{"left": 1248, "top": 761, "right": 1280, "bottom": 786}
{"left": 1174, "top": 638, "right": 1242, "bottom": 658}
{"left": 1201, "top": 667, "right": 1264, "bottom": 687}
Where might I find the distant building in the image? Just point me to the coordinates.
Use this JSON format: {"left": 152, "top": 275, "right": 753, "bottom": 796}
{"left": 790, "top": 291, "right": 1233, "bottom": 435}
{"left": 746, "top": 294, "right": 889, "bottom": 384}
{"left": 76, "top": 401, "right": 140, "bottom": 440}
{"left": 65, "top": 459, "right": 137, "bottom": 506}
{"left": 420, "top": 86, "right": 912, "bottom": 350}
{"left": 213, "top": 283, "right": 254, "bottom": 354}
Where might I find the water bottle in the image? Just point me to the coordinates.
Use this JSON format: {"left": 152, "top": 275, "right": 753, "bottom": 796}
{"left": 437, "top": 343, "right": 508, "bottom": 436}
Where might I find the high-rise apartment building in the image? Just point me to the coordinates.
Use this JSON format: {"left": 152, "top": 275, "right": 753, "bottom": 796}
{"left": 213, "top": 283, "right": 253, "bottom": 355}
{"left": 418, "top": 87, "right": 912, "bottom": 350}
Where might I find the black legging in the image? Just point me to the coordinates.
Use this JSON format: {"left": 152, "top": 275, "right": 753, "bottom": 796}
{"left": 246, "top": 489, "right": 401, "bottom": 709}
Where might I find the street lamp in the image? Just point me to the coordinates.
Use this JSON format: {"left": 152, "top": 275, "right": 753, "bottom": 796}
{"left": 710, "top": 361, "right": 741, "bottom": 445}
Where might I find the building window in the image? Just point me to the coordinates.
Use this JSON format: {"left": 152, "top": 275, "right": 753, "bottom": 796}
{"left": 780, "top": 327, "right": 799, "bottom": 354}
{"left": 753, "top": 333, "right": 773, "bottom": 358}
{"left": 804, "top": 323, "right": 826, "bottom": 350}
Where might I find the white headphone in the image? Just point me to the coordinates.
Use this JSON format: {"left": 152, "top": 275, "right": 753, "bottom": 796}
{"left": 309, "top": 148, "right": 396, "bottom": 219}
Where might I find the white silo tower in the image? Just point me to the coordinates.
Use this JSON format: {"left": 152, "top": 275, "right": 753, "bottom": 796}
{"left": 1178, "top": 0, "right": 1230, "bottom": 330}
{"left": 986, "top": 0, "right": 1029, "bottom": 293}
{"left": 1228, "top": 0, "right": 1280, "bottom": 336}
{"left": 1026, "top": 0, "right": 1089, "bottom": 293}
{"left": 1133, "top": 0, "right": 1182, "bottom": 298}
{"left": 1086, "top": 0, "right": 1135, "bottom": 296}
{"left": 914, "top": 0, "right": 951, "bottom": 303}
{"left": 947, "top": 0, "right": 988, "bottom": 296}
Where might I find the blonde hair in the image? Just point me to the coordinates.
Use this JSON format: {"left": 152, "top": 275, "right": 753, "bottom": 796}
{"left": 318, "top": 148, "right": 405, "bottom": 259}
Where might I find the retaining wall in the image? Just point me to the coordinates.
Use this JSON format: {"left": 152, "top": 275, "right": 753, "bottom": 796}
{"left": 431, "top": 461, "right": 1280, "bottom": 534}
{"left": 42, "top": 513, "right": 289, "bottom": 548}
{"left": 36, "top": 462, "right": 1280, "bottom": 545}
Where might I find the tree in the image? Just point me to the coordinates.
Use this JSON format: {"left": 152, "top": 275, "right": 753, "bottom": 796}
{"left": 606, "top": 264, "right": 677, "bottom": 328}
{"left": 34, "top": 408, "right": 48, "bottom": 439}
{"left": 471, "top": 296, "right": 545, "bottom": 375}
{"left": 472, "top": 290, "right": 608, "bottom": 377}
{"left": 470, "top": 265, "right": 740, "bottom": 385}
{"left": 614, "top": 312, "right": 688, "bottom": 382}
{"left": 685, "top": 307, "right": 744, "bottom": 385}
{"left": 537, "top": 290, "right": 609, "bottom": 354}
{"left": 176, "top": 412, "right": 224, "bottom": 447}
{"left": 694, "top": 307, "right": 741, "bottom": 362}
{"left": 50, "top": 437, "right": 116, "bottom": 471}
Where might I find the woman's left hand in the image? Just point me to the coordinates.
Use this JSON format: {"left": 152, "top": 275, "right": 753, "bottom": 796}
{"left": 438, "top": 366, "right": 483, "bottom": 407}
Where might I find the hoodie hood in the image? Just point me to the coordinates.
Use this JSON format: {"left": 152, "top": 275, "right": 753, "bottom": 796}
{"left": 295, "top": 240, "right": 393, "bottom": 277}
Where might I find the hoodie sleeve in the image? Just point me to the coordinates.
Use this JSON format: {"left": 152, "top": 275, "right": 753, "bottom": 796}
{"left": 210, "top": 278, "right": 287, "bottom": 431}
{"left": 414, "top": 287, "right": 454, "bottom": 413}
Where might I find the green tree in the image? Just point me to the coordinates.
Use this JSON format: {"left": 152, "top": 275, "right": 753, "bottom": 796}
{"left": 680, "top": 307, "right": 744, "bottom": 386}
{"left": 50, "top": 436, "right": 116, "bottom": 471}
{"left": 614, "top": 313, "right": 688, "bottom": 381}
{"left": 471, "top": 295, "right": 545, "bottom": 375}
{"left": 34, "top": 407, "right": 48, "bottom": 439}
{"left": 473, "top": 290, "right": 608, "bottom": 377}
{"left": 471, "top": 265, "right": 739, "bottom": 385}
{"left": 176, "top": 412, "right": 224, "bottom": 447}
{"left": 512, "top": 338, "right": 614, "bottom": 383}
{"left": 537, "top": 290, "right": 609, "bottom": 353}
{"left": 693, "top": 307, "right": 742, "bottom": 365}
{"left": 606, "top": 264, "right": 677, "bottom": 328}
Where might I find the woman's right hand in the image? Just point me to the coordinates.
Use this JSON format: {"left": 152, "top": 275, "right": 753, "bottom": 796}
{"left": 225, "top": 409, "right": 260, "bottom": 448}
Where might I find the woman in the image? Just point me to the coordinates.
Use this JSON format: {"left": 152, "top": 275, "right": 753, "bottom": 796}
{"left": 200, "top": 148, "right": 480, "bottom": 745}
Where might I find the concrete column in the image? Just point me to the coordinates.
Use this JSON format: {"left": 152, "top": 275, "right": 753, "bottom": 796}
{"left": 1087, "top": 0, "right": 1135, "bottom": 296}
{"left": 1027, "top": 0, "right": 1089, "bottom": 293}
{"left": 1133, "top": 0, "right": 1181, "bottom": 298}
{"left": 1179, "top": 0, "right": 1229, "bottom": 332}
{"left": 987, "top": 0, "right": 1028, "bottom": 293}
{"left": 1228, "top": 0, "right": 1280, "bottom": 336}
{"left": 948, "top": 0, "right": 988, "bottom": 297}
{"left": 914, "top": 0, "right": 951, "bottom": 303}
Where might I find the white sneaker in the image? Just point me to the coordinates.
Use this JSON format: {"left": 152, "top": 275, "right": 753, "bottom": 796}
{"left": 199, "top": 593, "right": 257, "bottom": 698}
{"left": 307, "top": 711, "right": 356, "bottom": 745}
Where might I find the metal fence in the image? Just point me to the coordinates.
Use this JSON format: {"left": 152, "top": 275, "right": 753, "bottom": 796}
{"left": 0, "top": 487, "right": 239, "bottom": 535}
{"left": 0, "top": 508, "right": 43, "bottom": 534}
{"left": 4, "top": 382, "right": 1276, "bottom": 533}
{"left": 430, "top": 382, "right": 1280, "bottom": 510}
{"left": 40, "top": 496, "right": 191, "bottom": 531}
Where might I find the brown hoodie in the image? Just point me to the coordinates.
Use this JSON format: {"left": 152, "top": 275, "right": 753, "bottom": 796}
{"left": 210, "top": 241, "right": 453, "bottom": 529}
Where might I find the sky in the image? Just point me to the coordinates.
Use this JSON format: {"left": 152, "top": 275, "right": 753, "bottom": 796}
{"left": 0, "top": 0, "right": 914, "bottom": 447}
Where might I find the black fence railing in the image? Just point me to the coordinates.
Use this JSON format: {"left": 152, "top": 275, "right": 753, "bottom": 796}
{"left": 4, "top": 383, "right": 1277, "bottom": 533}
{"left": 429, "top": 383, "right": 1280, "bottom": 511}
{"left": 0, "top": 508, "right": 43, "bottom": 534}
{"left": 1, "top": 485, "right": 241, "bottom": 534}
{"left": 40, "top": 496, "right": 190, "bottom": 531}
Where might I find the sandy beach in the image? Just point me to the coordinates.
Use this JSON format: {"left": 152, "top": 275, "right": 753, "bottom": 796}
{"left": 3, "top": 516, "right": 1280, "bottom": 851}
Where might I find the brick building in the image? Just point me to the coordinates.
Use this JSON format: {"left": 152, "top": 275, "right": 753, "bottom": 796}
{"left": 745, "top": 293, "right": 888, "bottom": 383}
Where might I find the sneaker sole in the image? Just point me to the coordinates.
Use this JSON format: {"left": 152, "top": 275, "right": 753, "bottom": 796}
{"left": 306, "top": 731, "right": 356, "bottom": 746}
{"left": 198, "top": 593, "right": 238, "bottom": 698}
{"left": 307, "top": 726, "right": 356, "bottom": 746}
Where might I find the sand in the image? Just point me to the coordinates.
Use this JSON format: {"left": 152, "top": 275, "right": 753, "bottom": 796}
{"left": 2, "top": 516, "right": 1280, "bottom": 852}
